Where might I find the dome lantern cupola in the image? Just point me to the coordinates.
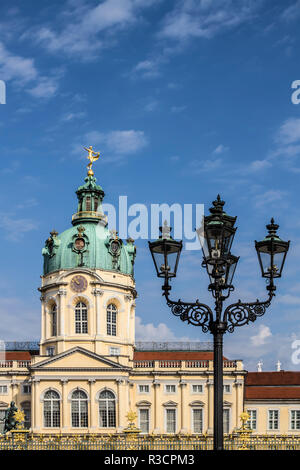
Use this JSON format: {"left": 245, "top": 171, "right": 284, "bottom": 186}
{"left": 42, "top": 147, "right": 136, "bottom": 277}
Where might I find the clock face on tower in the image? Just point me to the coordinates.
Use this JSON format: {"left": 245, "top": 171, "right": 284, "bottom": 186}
{"left": 70, "top": 275, "right": 88, "bottom": 293}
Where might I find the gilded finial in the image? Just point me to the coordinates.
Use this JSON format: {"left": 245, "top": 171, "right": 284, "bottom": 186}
{"left": 84, "top": 145, "right": 100, "bottom": 176}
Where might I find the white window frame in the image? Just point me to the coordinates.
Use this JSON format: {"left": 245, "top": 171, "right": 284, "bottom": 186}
{"left": 109, "top": 347, "right": 120, "bottom": 356}
{"left": 267, "top": 409, "right": 280, "bottom": 431}
{"left": 46, "top": 347, "right": 55, "bottom": 357}
{"left": 192, "top": 407, "right": 203, "bottom": 434}
{"left": 75, "top": 302, "right": 88, "bottom": 334}
{"left": 139, "top": 408, "right": 150, "bottom": 434}
{"left": 107, "top": 304, "right": 117, "bottom": 337}
{"left": 223, "top": 408, "right": 231, "bottom": 434}
{"left": 0, "top": 384, "right": 8, "bottom": 395}
{"left": 138, "top": 384, "right": 150, "bottom": 394}
{"left": 223, "top": 384, "right": 231, "bottom": 394}
{"left": 22, "top": 384, "right": 31, "bottom": 395}
{"left": 191, "top": 384, "right": 203, "bottom": 394}
{"left": 165, "top": 384, "right": 177, "bottom": 394}
{"left": 43, "top": 390, "right": 61, "bottom": 428}
{"left": 290, "top": 409, "right": 300, "bottom": 431}
{"left": 165, "top": 408, "right": 177, "bottom": 434}
{"left": 246, "top": 409, "right": 257, "bottom": 431}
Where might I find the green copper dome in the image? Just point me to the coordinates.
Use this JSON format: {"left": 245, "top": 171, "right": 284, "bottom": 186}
{"left": 42, "top": 174, "right": 136, "bottom": 276}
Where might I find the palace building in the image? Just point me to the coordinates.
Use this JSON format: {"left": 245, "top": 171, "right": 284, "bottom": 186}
{"left": 0, "top": 156, "right": 299, "bottom": 436}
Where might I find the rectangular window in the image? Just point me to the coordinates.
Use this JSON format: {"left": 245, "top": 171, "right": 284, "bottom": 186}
{"left": 192, "top": 384, "right": 203, "bottom": 394}
{"left": 0, "top": 385, "right": 8, "bottom": 394}
{"left": 46, "top": 347, "right": 55, "bottom": 356}
{"left": 166, "top": 409, "right": 176, "bottom": 433}
{"left": 223, "top": 384, "right": 231, "bottom": 393}
{"left": 94, "top": 197, "right": 98, "bottom": 212}
{"left": 223, "top": 409, "right": 230, "bottom": 434}
{"left": 138, "top": 385, "right": 150, "bottom": 394}
{"left": 247, "top": 410, "right": 257, "bottom": 430}
{"left": 139, "top": 409, "right": 150, "bottom": 433}
{"left": 192, "top": 408, "right": 203, "bottom": 433}
{"left": 165, "top": 384, "right": 176, "bottom": 393}
{"left": 291, "top": 410, "right": 300, "bottom": 430}
{"left": 110, "top": 347, "right": 120, "bottom": 356}
{"left": 268, "top": 410, "right": 279, "bottom": 430}
{"left": 22, "top": 384, "right": 31, "bottom": 394}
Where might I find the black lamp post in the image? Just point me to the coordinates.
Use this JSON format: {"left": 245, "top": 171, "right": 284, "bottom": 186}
{"left": 148, "top": 196, "right": 289, "bottom": 451}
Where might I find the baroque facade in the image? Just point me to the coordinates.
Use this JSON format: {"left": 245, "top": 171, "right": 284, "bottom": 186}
{"left": 0, "top": 162, "right": 299, "bottom": 436}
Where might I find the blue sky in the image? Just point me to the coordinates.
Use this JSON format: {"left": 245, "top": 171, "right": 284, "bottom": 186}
{"left": 1, "top": 0, "right": 300, "bottom": 371}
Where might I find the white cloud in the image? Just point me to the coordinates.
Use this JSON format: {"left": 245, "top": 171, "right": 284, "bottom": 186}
{"left": 189, "top": 157, "right": 223, "bottom": 173}
{"left": 135, "top": 316, "right": 192, "bottom": 342}
{"left": 131, "top": 58, "right": 163, "bottom": 79}
{"left": 248, "top": 159, "right": 272, "bottom": 171}
{"left": 277, "top": 294, "right": 300, "bottom": 306}
{"left": 0, "top": 41, "right": 61, "bottom": 99}
{"left": 254, "top": 189, "right": 287, "bottom": 208}
{"left": 213, "top": 144, "right": 228, "bottom": 154}
{"left": 159, "top": 0, "right": 260, "bottom": 42}
{"left": 250, "top": 325, "right": 272, "bottom": 346}
{"left": 281, "top": 0, "right": 300, "bottom": 22}
{"left": 27, "top": 76, "right": 59, "bottom": 99}
{"left": 144, "top": 100, "right": 159, "bottom": 112}
{"left": 30, "top": 0, "right": 160, "bottom": 60}
{"left": 0, "top": 213, "right": 37, "bottom": 241}
{"left": 61, "top": 111, "right": 86, "bottom": 122}
{"left": 84, "top": 129, "right": 148, "bottom": 156}
{"left": 276, "top": 118, "right": 300, "bottom": 146}
{"left": 0, "top": 41, "right": 37, "bottom": 84}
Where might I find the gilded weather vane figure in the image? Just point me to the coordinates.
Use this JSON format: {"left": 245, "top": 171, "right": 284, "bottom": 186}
{"left": 84, "top": 145, "right": 100, "bottom": 176}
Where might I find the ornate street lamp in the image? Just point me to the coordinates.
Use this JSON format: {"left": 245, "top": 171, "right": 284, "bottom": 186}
{"left": 148, "top": 196, "right": 289, "bottom": 451}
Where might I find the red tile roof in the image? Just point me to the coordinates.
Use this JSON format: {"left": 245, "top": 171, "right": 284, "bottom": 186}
{"left": 4, "top": 352, "right": 31, "bottom": 360}
{"left": 245, "top": 386, "right": 300, "bottom": 400}
{"left": 246, "top": 371, "right": 300, "bottom": 386}
{"left": 245, "top": 372, "right": 300, "bottom": 400}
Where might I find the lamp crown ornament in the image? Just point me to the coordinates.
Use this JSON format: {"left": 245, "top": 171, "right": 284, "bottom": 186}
{"left": 266, "top": 217, "right": 279, "bottom": 236}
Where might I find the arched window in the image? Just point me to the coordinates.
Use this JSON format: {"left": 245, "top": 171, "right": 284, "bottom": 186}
{"left": 71, "top": 390, "right": 88, "bottom": 428}
{"left": 75, "top": 302, "right": 88, "bottom": 334}
{"left": 51, "top": 304, "right": 57, "bottom": 337}
{"left": 99, "top": 390, "right": 116, "bottom": 428}
{"left": 107, "top": 304, "right": 117, "bottom": 336}
{"left": 44, "top": 390, "right": 60, "bottom": 428}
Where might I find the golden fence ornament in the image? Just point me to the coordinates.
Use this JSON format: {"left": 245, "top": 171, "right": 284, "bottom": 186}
{"left": 237, "top": 412, "right": 253, "bottom": 450}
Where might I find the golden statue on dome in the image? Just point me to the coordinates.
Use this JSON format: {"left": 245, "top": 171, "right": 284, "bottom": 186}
{"left": 84, "top": 145, "right": 100, "bottom": 176}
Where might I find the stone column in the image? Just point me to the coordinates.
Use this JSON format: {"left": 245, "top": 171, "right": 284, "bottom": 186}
{"left": 57, "top": 289, "right": 67, "bottom": 338}
{"left": 116, "top": 379, "right": 125, "bottom": 432}
{"left": 92, "top": 289, "right": 104, "bottom": 338}
{"left": 234, "top": 380, "right": 243, "bottom": 430}
{"left": 40, "top": 295, "right": 46, "bottom": 344}
{"left": 207, "top": 378, "right": 214, "bottom": 434}
{"left": 153, "top": 380, "right": 160, "bottom": 434}
{"left": 179, "top": 381, "right": 187, "bottom": 433}
{"left": 60, "top": 378, "right": 68, "bottom": 430}
{"left": 32, "top": 379, "right": 41, "bottom": 431}
{"left": 88, "top": 379, "right": 96, "bottom": 431}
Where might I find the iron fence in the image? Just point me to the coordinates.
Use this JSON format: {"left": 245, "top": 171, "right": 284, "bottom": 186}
{"left": 1, "top": 433, "right": 300, "bottom": 450}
